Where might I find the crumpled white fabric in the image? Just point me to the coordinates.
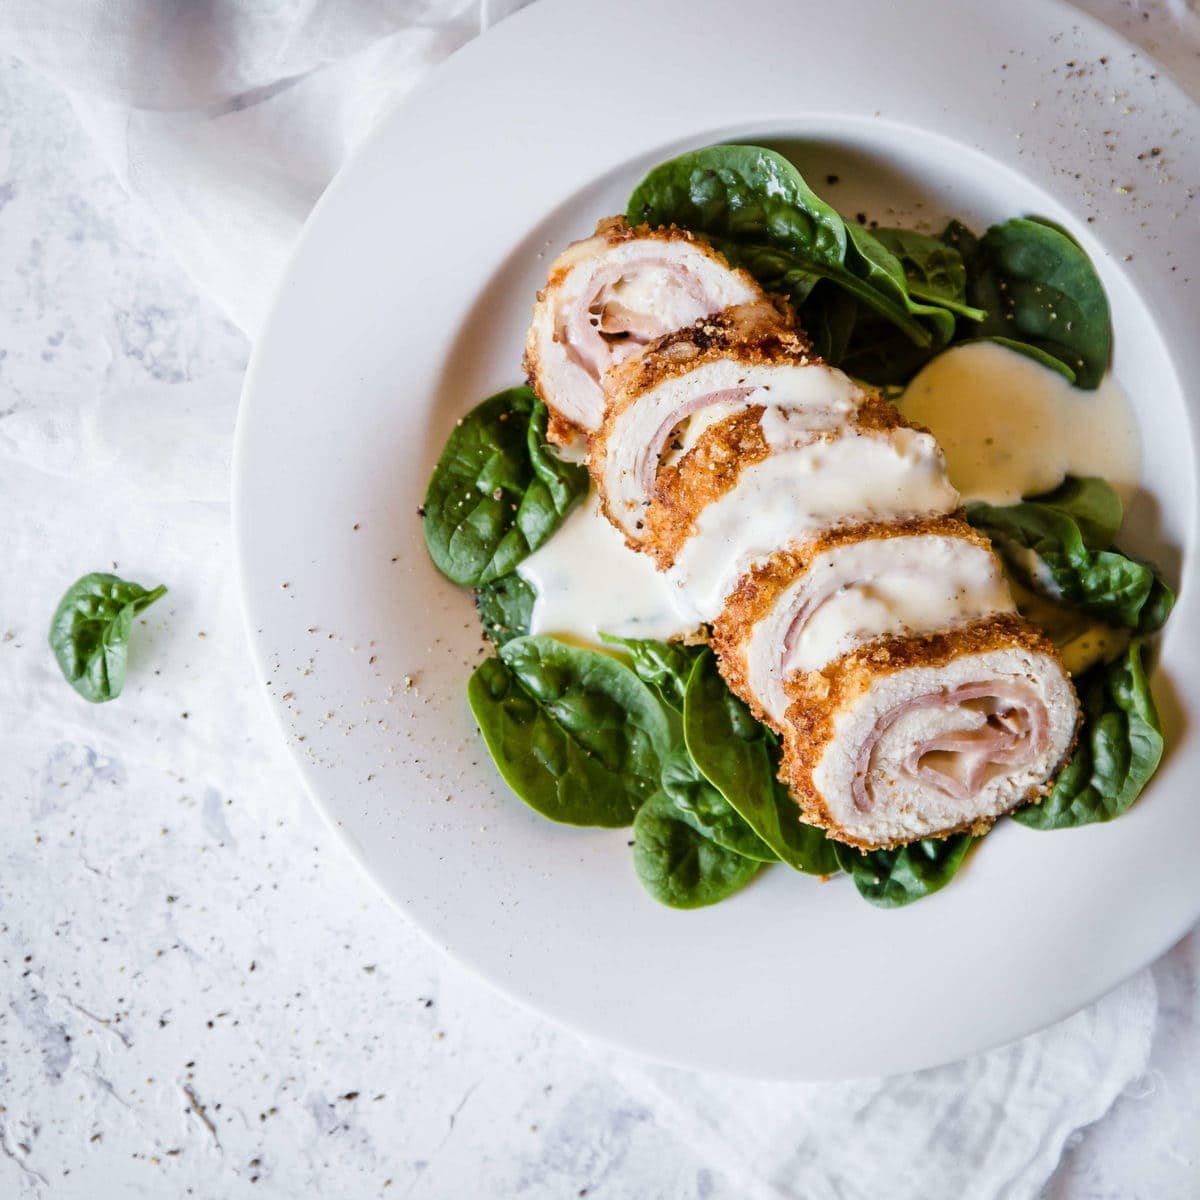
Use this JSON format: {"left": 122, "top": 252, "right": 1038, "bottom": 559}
{"left": 1, "top": 1, "right": 1196, "bottom": 1196}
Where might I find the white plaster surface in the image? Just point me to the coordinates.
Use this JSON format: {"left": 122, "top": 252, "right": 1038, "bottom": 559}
{"left": 1, "top": 3, "right": 1199, "bottom": 1197}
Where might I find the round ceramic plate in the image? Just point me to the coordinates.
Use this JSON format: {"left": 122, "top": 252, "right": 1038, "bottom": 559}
{"left": 234, "top": 0, "right": 1199, "bottom": 1078}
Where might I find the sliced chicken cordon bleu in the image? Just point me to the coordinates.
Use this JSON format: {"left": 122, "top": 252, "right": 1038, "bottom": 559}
{"left": 713, "top": 517, "right": 1017, "bottom": 730}
{"left": 777, "top": 615, "right": 1079, "bottom": 848}
{"left": 525, "top": 234, "right": 1082, "bottom": 850}
{"left": 524, "top": 217, "right": 764, "bottom": 442}
{"left": 591, "top": 303, "right": 960, "bottom": 622}
{"left": 715, "top": 521, "right": 1078, "bottom": 847}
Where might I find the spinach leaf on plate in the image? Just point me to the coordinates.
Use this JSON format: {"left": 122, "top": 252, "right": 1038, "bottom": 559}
{"left": 967, "top": 477, "right": 1173, "bottom": 632}
{"left": 632, "top": 791, "right": 762, "bottom": 909}
{"left": 423, "top": 388, "right": 588, "bottom": 587}
{"left": 475, "top": 572, "right": 536, "bottom": 647}
{"left": 600, "top": 635, "right": 703, "bottom": 714}
{"left": 49, "top": 573, "right": 167, "bottom": 703}
{"left": 468, "top": 635, "right": 670, "bottom": 827}
{"left": 1013, "top": 640, "right": 1163, "bottom": 830}
{"left": 660, "top": 745, "right": 777, "bottom": 862}
{"left": 870, "top": 227, "right": 985, "bottom": 320}
{"left": 682, "top": 650, "right": 839, "bottom": 875}
{"left": 833, "top": 836, "right": 974, "bottom": 908}
{"left": 965, "top": 217, "right": 1112, "bottom": 389}
{"left": 626, "top": 145, "right": 953, "bottom": 357}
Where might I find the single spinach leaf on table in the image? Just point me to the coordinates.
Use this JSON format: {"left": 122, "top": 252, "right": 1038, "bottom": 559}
{"left": 632, "top": 792, "right": 762, "bottom": 909}
{"left": 833, "top": 836, "right": 974, "bottom": 908}
{"left": 682, "top": 650, "right": 839, "bottom": 875}
{"left": 423, "top": 388, "right": 588, "bottom": 587}
{"left": 967, "top": 477, "right": 1173, "bottom": 632}
{"left": 467, "top": 635, "right": 671, "bottom": 827}
{"left": 626, "top": 145, "right": 952, "bottom": 359}
{"left": 965, "top": 217, "right": 1112, "bottom": 389}
{"left": 660, "top": 745, "right": 777, "bottom": 862}
{"left": 1013, "top": 640, "right": 1163, "bottom": 829}
{"left": 475, "top": 573, "right": 536, "bottom": 647}
{"left": 49, "top": 573, "right": 167, "bottom": 703}
{"left": 600, "top": 635, "right": 703, "bottom": 714}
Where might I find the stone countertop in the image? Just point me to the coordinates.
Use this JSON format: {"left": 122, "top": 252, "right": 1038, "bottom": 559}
{"left": 2, "top": 5, "right": 1198, "bottom": 1196}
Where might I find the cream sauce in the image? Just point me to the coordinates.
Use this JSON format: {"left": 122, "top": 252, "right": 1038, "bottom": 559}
{"left": 668, "top": 428, "right": 960, "bottom": 622}
{"left": 899, "top": 341, "right": 1140, "bottom": 505}
{"left": 518, "top": 490, "right": 693, "bottom": 646}
{"left": 745, "top": 535, "right": 1014, "bottom": 724}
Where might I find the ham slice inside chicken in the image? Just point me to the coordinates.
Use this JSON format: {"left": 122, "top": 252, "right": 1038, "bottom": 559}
{"left": 852, "top": 680, "right": 1049, "bottom": 812}
{"left": 525, "top": 219, "right": 763, "bottom": 437}
{"left": 593, "top": 358, "right": 867, "bottom": 543}
{"left": 557, "top": 258, "right": 713, "bottom": 382}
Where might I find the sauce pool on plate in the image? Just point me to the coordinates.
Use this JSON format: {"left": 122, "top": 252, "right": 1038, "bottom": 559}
{"left": 899, "top": 341, "right": 1140, "bottom": 505}
{"left": 523, "top": 342, "right": 1141, "bottom": 649}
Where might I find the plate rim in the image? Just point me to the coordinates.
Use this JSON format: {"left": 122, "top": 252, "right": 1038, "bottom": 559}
{"left": 233, "top": 0, "right": 1200, "bottom": 1079}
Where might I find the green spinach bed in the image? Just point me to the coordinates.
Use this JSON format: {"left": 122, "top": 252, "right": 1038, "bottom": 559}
{"left": 421, "top": 144, "right": 1172, "bottom": 911}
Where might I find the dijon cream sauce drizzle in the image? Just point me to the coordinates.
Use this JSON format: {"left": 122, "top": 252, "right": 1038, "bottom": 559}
{"left": 518, "top": 491, "right": 694, "bottom": 645}
{"left": 899, "top": 341, "right": 1141, "bottom": 505}
{"left": 523, "top": 342, "right": 1139, "bottom": 655}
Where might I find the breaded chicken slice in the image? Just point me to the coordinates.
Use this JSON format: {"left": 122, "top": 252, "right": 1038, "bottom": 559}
{"left": 780, "top": 615, "right": 1079, "bottom": 849}
{"left": 713, "top": 517, "right": 1015, "bottom": 730}
{"left": 524, "top": 217, "right": 764, "bottom": 442}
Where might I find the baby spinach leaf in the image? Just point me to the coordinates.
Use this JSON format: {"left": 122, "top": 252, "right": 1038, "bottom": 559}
{"left": 967, "top": 477, "right": 1173, "bottom": 632}
{"left": 683, "top": 650, "right": 840, "bottom": 875}
{"left": 1013, "top": 640, "right": 1163, "bottom": 829}
{"left": 632, "top": 791, "right": 762, "bottom": 909}
{"left": 966, "top": 217, "right": 1112, "bottom": 389}
{"left": 600, "top": 635, "right": 703, "bottom": 714}
{"left": 467, "top": 635, "right": 671, "bottom": 827}
{"left": 660, "top": 746, "right": 777, "bottom": 862}
{"left": 49, "top": 573, "right": 167, "bottom": 703}
{"left": 834, "top": 304, "right": 944, "bottom": 386}
{"left": 843, "top": 222, "right": 957, "bottom": 346}
{"left": 870, "top": 227, "right": 986, "bottom": 320}
{"left": 800, "top": 283, "right": 859, "bottom": 364}
{"left": 475, "top": 573, "right": 535, "bottom": 647}
{"left": 978, "top": 336, "right": 1077, "bottom": 385}
{"left": 1019, "top": 474, "right": 1123, "bottom": 548}
{"left": 423, "top": 388, "right": 588, "bottom": 587}
{"left": 833, "top": 836, "right": 974, "bottom": 908}
{"left": 626, "top": 145, "right": 951, "bottom": 356}
{"left": 939, "top": 218, "right": 980, "bottom": 264}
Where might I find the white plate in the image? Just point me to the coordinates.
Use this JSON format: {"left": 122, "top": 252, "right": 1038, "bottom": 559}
{"left": 234, "top": 0, "right": 1200, "bottom": 1078}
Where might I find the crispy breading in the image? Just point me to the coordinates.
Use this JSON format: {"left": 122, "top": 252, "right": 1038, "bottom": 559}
{"left": 598, "top": 297, "right": 805, "bottom": 422}
{"left": 640, "top": 391, "right": 910, "bottom": 568}
{"left": 712, "top": 515, "right": 996, "bottom": 724}
{"left": 775, "top": 613, "right": 1080, "bottom": 849}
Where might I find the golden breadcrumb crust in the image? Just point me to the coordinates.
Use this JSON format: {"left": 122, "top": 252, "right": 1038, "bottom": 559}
{"left": 587, "top": 299, "right": 807, "bottom": 550}
{"left": 522, "top": 216, "right": 766, "bottom": 444}
{"left": 598, "top": 297, "right": 804, "bottom": 422}
{"left": 641, "top": 392, "right": 909, "bottom": 568}
{"left": 773, "top": 613, "right": 1080, "bottom": 849}
{"left": 712, "top": 515, "right": 996, "bottom": 724}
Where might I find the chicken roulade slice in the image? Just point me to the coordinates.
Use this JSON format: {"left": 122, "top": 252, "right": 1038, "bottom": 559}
{"left": 779, "top": 615, "right": 1080, "bottom": 849}
{"left": 592, "top": 301, "right": 866, "bottom": 546}
{"left": 663, "top": 421, "right": 961, "bottom": 624}
{"left": 713, "top": 517, "right": 1017, "bottom": 730}
{"left": 525, "top": 217, "right": 764, "bottom": 441}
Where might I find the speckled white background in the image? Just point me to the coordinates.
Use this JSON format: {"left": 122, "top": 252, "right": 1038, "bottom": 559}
{"left": 1, "top": 2, "right": 1199, "bottom": 1196}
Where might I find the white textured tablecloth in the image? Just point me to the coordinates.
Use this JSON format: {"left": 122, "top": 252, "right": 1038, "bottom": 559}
{"left": 1, "top": 2, "right": 1197, "bottom": 1196}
